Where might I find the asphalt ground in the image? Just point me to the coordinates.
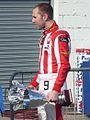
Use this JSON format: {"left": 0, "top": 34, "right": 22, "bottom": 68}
{"left": 1, "top": 114, "right": 90, "bottom": 120}
{"left": 63, "top": 114, "right": 90, "bottom": 120}
{"left": 0, "top": 115, "right": 90, "bottom": 120}
{"left": 2, "top": 108, "right": 90, "bottom": 120}
{"left": 1, "top": 115, "right": 90, "bottom": 120}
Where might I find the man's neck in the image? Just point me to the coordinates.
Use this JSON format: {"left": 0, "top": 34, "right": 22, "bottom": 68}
{"left": 44, "top": 20, "right": 54, "bottom": 30}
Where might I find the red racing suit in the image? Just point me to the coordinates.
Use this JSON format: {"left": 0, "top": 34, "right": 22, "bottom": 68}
{"left": 29, "top": 21, "right": 71, "bottom": 120}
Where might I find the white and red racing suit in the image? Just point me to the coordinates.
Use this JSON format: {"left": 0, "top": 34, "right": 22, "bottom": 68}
{"left": 29, "top": 21, "right": 71, "bottom": 120}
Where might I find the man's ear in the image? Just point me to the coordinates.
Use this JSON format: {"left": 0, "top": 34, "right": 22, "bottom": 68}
{"left": 43, "top": 13, "right": 48, "bottom": 21}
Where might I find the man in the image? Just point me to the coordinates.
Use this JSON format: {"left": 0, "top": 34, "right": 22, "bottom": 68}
{"left": 28, "top": 3, "right": 71, "bottom": 120}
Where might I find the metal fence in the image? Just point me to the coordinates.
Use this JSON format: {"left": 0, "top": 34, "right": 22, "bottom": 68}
{"left": 5, "top": 68, "right": 90, "bottom": 120}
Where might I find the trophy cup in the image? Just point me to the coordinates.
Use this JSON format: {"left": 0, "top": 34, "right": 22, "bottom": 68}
{"left": 8, "top": 80, "right": 72, "bottom": 111}
{"left": 8, "top": 80, "right": 47, "bottom": 110}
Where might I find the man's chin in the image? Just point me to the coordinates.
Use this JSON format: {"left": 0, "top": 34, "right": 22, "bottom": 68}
{"left": 35, "top": 25, "right": 43, "bottom": 30}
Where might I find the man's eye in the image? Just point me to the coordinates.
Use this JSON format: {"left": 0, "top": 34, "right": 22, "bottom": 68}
{"left": 33, "top": 16, "right": 36, "bottom": 19}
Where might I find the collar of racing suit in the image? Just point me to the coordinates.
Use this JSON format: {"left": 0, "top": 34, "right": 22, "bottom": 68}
{"left": 43, "top": 21, "right": 59, "bottom": 36}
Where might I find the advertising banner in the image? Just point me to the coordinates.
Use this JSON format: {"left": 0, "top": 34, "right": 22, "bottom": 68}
{"left": 76, "top": 49, "right": 90, "bottom": 113}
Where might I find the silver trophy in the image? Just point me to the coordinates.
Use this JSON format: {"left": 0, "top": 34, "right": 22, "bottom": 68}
{"left": 23, "top": 89, "right": 47, "bottom": 109}
{"left": 8, "top": 80, "right": 47, "bottom": 110}
{"left": 8, "top": 80, "right": 72, "bottom": 111}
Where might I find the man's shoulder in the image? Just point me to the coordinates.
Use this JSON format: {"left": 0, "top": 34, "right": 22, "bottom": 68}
{"left": 54, "top": 29, "right": 70, "bottom": 36}
{"left": 52, "top": 29, "right": 70, "bottom": 41}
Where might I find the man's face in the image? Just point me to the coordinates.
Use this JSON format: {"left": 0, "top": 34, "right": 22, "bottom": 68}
{"left": 32, "top": 7, "right": 45, "bottom": 30}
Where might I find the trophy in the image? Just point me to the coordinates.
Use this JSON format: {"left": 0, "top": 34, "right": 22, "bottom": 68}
{"left": 8, "top": 80, "right": 47, "bottom": 110}
{"left": 8, "top": 80, "right": 72, "bottom": 111}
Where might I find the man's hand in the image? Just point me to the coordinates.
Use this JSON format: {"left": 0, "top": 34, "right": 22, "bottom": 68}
{"left": 46, "top": 90, "right": 59, "bottom": 102}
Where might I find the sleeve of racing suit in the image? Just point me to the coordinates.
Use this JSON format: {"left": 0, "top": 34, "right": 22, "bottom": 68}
{"left": 29, "top": 71, "right": 39, "bottom": 87}
{"left": 53, "top": 31, "right": 71, "bottom": 92}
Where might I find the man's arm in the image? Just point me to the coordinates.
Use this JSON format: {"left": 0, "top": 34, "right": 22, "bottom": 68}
{"left": 46, "top": 31, "right": 71, "bottom": 102}
{"left": 53, "top": 30, "right": 71, "bottom": 92}
{"left": 28, "top": 71, "right": 40, "bottom": 88}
